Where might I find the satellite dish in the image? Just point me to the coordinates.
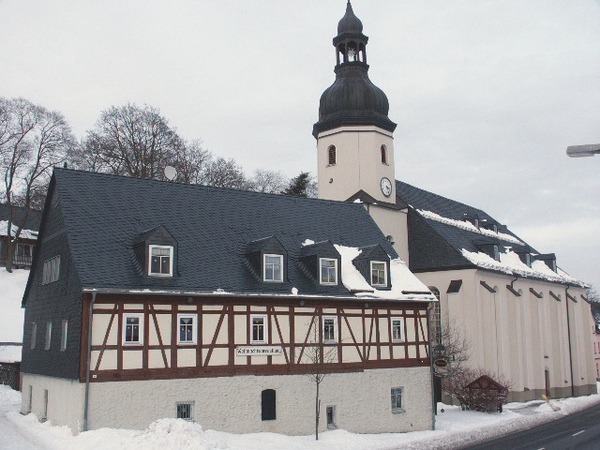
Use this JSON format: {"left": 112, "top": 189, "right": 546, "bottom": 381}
{"left": 164, "top": 166, "right": 177, "bottom": 181}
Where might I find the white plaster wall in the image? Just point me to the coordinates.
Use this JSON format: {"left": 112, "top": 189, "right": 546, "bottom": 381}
{"left": 87, "top": 367, "right": 433, "bottom": 435}
{"left": 317, "top": 126, "right": 395, "bottom": 204}
{"left": 21, "top": 373, "right": 85, "bottom": 433}
{"left": 368, "top": 206, "right": 410, "bottom": 264}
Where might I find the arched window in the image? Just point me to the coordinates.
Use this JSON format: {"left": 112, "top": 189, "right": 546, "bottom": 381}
{"left": 328, "top": 145, "right": 337, "bottom": 165}
{"left": 380, "top": 145, "right": 387, "bottom": 164}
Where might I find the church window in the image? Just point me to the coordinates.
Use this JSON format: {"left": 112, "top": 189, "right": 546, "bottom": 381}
{"left": 328, "top": 145, "right": 337, "bottom": 165}
{"left": 381, "top": 145, "right": 388, "bottom": 164}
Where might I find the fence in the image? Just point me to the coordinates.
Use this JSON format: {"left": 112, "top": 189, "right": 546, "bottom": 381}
{"left": 0, "top": 343, "right": 22, "bottom": 391}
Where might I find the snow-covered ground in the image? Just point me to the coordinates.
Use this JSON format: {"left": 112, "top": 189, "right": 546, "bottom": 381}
{"left": 1, "top": 384, "right": 600, "bottom": 450}
{"left": 0, "top": 269, "right": 29, "bottom": 362}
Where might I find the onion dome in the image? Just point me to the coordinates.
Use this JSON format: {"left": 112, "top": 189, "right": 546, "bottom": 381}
{"left": 313, "top": 1, "right": 396, "bottom": 138}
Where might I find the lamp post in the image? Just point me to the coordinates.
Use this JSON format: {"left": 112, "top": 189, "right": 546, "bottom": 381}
{"left": 566, "top": 144, "right": 600, "bottom": 157}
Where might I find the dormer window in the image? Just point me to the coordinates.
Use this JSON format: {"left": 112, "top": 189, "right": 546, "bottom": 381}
{"left": 371, "top": 261, "right": 387, "bottom": 287}
{"left": 149, "top": 245, "right": 173, "bottom": 276}
{"left": 328, "top": 145, "right": 337, "bottom": 165}
{"left": 319, "top": 258, "right": 338, "bottom": 285}
{"left": 264, "top": 254, "right": 283, "bottom": 282}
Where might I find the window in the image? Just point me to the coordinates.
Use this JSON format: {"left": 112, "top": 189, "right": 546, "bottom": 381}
{"left": 176, "top": 402, "right": 194, "bottom": 421}
{"left": 149, "top": 245, "right": 173, "bottom": 276}
{"left": 391, "top": 387, "right": 404, "bottom": 413}
{"left": 323, "top": 316, "right": 337, "bottom": 342}
{"left": 42, "top": 256, "right": 60, "bottom": 284}
{"left": 261, "top": 389, "right": 276, "bottom": 421}
{"left": 381, "top": 145, "right": 388, "bottom": 164}
{"left": 370, "top": 261, "right": 387, "bottom": 287}
{"left": 30, "top": 322, "right": 37, "bottom": 349}
{"left": 391, "top": 318, "right": 404, "bottom": 342}
{"left": 328, "top": 145, "right": 337, "bottom": 165}
{"left": 15, "top": 243, "right": 33, "bottom": 261}
{"left": 60, "top": 320, "right": 68, "bottom": 351}
{"left": 251, "top": 314, "right": 267, "bottom": 344}
{"left": 177, "top": 314, "right": 197, "bottom": 344}
{"left": 263, "top": 254, "right": 283, "bottom": 282}
{"left": 326, "top": 406, "right": 337, "bottom": 429}
{"left": 123, "top": 314, "right": 143, "bottom": 345}
{"left": 44, "top": 321, "right": 52, "bottom": 350}
{"left": 319, "top": 258, "right": 338, "bottom": 285}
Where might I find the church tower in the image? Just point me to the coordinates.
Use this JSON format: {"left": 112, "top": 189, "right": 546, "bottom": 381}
{"left": 313, "top": 1, "right": 397, "bottom": 204}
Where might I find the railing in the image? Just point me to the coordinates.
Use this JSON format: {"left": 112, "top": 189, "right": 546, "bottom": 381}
{"left": 0, "top": 343, "right": 21, "bottom": 391}
{"left": 12, "top": 254, "right": 33, "bottom": 268}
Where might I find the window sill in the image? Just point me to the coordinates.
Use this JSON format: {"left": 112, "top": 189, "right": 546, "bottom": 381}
{"left": 392, "top": 409, "right": 405, "bottom": 415}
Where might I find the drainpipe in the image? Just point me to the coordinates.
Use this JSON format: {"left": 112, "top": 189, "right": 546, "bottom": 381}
{"left": 83, "top": 291, "right": 96, "bottom": 432}
{"left": 427, "top": 302, "right": 436, "bottom": 429}
{"left": 565, "top": 285, "right": 575, "bottom": 397}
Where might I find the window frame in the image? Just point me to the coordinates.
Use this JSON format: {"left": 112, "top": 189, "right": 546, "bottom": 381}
{"left": 251, "top": 314, "right": 268, "bottom": 344}
{"left": 391, "top": 317, "right": 404, "bottom": 343}
{"left": 176, "top": 401, "right": 194, "bottom": 421}
{"left": 328, "top": 145, "right": 337, "bottom": 165}
{"left": 148, "top": 244, "right": 174, "bottom": 277}
{"left": 123, "top": 313, "right": 144, "bottom": 345}
{"left": 319, "top": 258, "right": 338, "bottom": 285}
{"left": 263, "top": 254, "right": 283, "bottom": 283}
{"left": 177, "top": 313, "right": 198, "bottom": 345}
{"left": 30, "top": 322, "right": 37, "bottom": 349}
{"left": 370, "top": 261, "right": 388, "bottom": 287}
{"left": 44, "top": 321, "right": 52, "bottom": 350}
{"left": 381, "top": 145, "right": 388, "bottom": 164}
{"left": 322, "top": 316, "right": 338, "bottom": 343}
{"left": 42, "top": 256, "right": 60, "bottom": 285}
{"left": 60, "top": 320, "right": 68, "bottom": 351}
{"left": 391, "top": 386, "right": 404, "bottom": 413}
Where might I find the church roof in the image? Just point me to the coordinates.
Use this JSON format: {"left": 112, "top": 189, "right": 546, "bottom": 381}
{"left": 29, "top": 169, "right": 433, "bottom": 300}
{"left": 396, "top": 180, "right": 585, "bottom": 287}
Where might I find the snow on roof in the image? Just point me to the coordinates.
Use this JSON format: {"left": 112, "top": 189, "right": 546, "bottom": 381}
{"left": 418, "top": 209, "right": 523, "bottom": 245}
{"left": 335, "top": 244, "right": 436, "bottom": 301}
{"left": 0, "top": 220, "right": 38, "bottom": 240}
{"left": 461, "top": 248, "right": 585, "bottom": 287}
{"left": 0, "top": 269, "right": 29, "bottom": 363}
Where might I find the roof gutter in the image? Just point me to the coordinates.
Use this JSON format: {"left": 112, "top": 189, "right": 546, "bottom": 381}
{"left": 81, "top": 287, "right": 436, "bottom": 303}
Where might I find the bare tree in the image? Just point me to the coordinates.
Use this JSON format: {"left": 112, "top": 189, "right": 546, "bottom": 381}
{"left": 201, "top": 157, "right": 248, "bottom": 189}
{"left": 0, "top": 97, "right": 74, "bottom": 271}
{"left": 171, "top": 139, "right": 212, "bottom": 184}
{"left": 302, "top": 319, "right": 337, "bottom": 440}
{"left": 434, "top": 321, "right": 470, "bottom": 381}
{"left": 79, "top": 103, "right": 183, "bottom": 179}
{"left": 248, "top": 169, "right": 286, "bottom": 194}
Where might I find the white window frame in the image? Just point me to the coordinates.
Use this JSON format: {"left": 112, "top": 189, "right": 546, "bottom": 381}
{"left": 370, "top": 261, "right": 387, "bottom": 287}
{"left": 177, "top": 313, "right": 198, "bottom": 345}
{"left": 322, "top": 316, "right": 338, "bottom": 343}
{"left": 251, "top": 314, "right": 268, "bottom": 344}
{"left": 391, "top": 317, "right": 404, "bottom": 342}
{"left": 44, "top": 321, "right": 52, "bottom": 350}
{"left": 60, "top": 320, "right": 68, "bottom": 351}
{"left": 42, "top": 256, "right": 60, "bottom": 284}
{"left": 263, "top": 254, "right": 283, "bottom": 282}
{"left": 319, "top": 258, "right": 338, "bottom": 285}
{"left": 391, "top": 386, "right": 404, "bottom": 413}
{"left": 123, "top": 313, "right": 144, "bottom": 345}
{"left": 148, "top": 245, "right": 174, "bottom": 277}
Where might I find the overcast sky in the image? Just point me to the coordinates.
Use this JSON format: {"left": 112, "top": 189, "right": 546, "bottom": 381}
{"left": 1, "top": 0, "right": 598, "bottom": 291}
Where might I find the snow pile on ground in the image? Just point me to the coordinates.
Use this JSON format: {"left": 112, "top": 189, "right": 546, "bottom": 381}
{"left": 2, "top": 383, "right": 600, "bottom": 450}
{"left": 0, "top": 269, "right": 29, "bottom": 362}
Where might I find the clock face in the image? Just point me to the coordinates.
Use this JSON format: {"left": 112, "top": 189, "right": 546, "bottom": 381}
{"left": 380, "top": 177, "right": 392, "bottom": 197}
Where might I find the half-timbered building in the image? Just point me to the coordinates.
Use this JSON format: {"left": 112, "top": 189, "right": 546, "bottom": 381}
{"left": 20, "top": 168, "right": 436, "bottom": 434}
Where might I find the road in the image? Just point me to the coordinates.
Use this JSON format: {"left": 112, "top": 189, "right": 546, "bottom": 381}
{"left": 462, "top": 402, "right": 600, "bottom": 450}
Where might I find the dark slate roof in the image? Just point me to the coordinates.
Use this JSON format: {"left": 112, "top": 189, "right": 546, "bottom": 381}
{"left": 395, "top": 180, "right": 537, "bottom": 272}
{"left": 0, "top": 203, "right": 42, "bottom": 231}
{"left": 49, "top": 169, "right": 397, "bottom": 296}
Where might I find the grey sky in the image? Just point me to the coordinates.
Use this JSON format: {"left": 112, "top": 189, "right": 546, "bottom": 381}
{"left": 1, "top": 0, "right": 598, "bottom": 290}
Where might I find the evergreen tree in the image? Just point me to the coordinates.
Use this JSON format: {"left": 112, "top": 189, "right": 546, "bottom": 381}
{"left": 281, "top": 172, "right": 313, "bottom": 197}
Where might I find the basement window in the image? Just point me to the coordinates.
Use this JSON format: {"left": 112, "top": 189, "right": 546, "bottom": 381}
{"left": 176, "top": 402, "right": 194, "bottom": 421}
{"left": 391, "top": 387, "right": 404, "bottom": 413}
